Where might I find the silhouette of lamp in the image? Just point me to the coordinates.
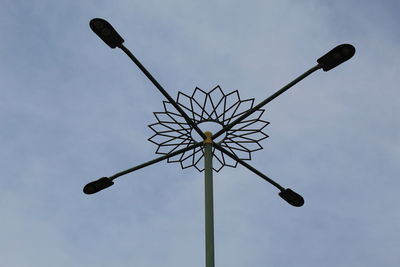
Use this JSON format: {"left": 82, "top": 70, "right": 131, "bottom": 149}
{"left": 84, "top": 18, "right": 355, "bottom": 267}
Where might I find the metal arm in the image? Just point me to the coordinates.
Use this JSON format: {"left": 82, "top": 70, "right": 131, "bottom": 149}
{"left": 213, "top": 143, "right": 304, "bottom": 207}
{"left": 118, "top": 44, "right": 206, "bottom": 140}
{"left": 89, "top": 19, "right": 203, "bottom": 137}
{"left": 84, "top": 142, "right": 203, "bottom": 194}
{"left": 212, "top": 64, "right": 322, "bottom": 141}
{"left": 109, "top": 141, "right": 203, "bottom": 180}
{"left": 213, "top": 143, "right": 285, "bottom": 191}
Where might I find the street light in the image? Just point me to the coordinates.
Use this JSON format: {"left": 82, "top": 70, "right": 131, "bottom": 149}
{"left": 317, "top": 44, "right": 356, "bottom": 71}
{"left": 83, "top": 18, "right": 355, "bottom": 267}
{"left": 83, "top": 177, "right": 114, "bottom": 194}
{"left": 89, "top": 18, "right": 124, "bottom": 49}
{"left": 279, "top": 188, "right": 305, "bottom": 207}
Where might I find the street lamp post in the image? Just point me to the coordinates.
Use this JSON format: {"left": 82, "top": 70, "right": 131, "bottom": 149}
{"left": 203, "top": 132, "right": 215, "bottom": 267}
{"left": 83, "top": 18, "right": 355, "bottom": 267}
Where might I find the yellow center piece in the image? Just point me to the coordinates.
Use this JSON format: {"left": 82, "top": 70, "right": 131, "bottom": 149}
{"left": 203, "top": 131, "right": 213, "bottom": 144}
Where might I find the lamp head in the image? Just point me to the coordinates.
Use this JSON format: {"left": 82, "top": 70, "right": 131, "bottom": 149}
{"left": 89, "top": 18, "right": 124, "bottom": 49}
{"left": 279, "top": 188, "right": 304, "bottom": 207}
{"left": 83, "top": 177, "right": 114, "bottom": 194}
{"left": 317, "top": 44, "right": 355, "bottom": 71}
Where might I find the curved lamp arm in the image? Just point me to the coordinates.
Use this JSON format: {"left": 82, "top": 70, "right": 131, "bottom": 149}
{"left": 89, "top": 18, "right": 206, "bottom": 140}
{"left": 212, "top": 44, "right": 356, "bottom": 141}
{"left": 213, "top": 143, "right": 304, "bottom": 207}
{"left": 83, "top": 142, "right": 203, "bottom": 194}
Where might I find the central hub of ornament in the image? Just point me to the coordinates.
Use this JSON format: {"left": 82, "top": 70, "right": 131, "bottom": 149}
{"left": 190, "top": 121, "right": 226, "bottom": 143}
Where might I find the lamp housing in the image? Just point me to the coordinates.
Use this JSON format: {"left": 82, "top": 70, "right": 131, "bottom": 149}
{"left": 317, "top": 44, "right": 355, "bottom": 71}
{"left": 83, "top": 177, "right": 114, "bottom": 194}
{"left": 90, "top": 18, "right": 124, "bottom": 49}
{"left": 279, "top": 188, "right": 304, "bottom": 207}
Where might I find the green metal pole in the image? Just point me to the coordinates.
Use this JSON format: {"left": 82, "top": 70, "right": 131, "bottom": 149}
{"left": 203, "top": 132, "right": 215, "bottom": 267}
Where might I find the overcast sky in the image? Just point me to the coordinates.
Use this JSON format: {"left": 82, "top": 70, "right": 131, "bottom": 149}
{"left": 1, "top": 0, "right": 399, "bottom": 266}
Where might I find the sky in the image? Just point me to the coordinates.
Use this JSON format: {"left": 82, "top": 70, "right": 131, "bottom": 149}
{"left": 1, "top": 0, "right": 399, "bottom": 266}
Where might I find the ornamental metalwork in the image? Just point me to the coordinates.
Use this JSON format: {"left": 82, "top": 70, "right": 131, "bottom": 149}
{"left": 148, "top": 86, "right": 269, "bottom": 172}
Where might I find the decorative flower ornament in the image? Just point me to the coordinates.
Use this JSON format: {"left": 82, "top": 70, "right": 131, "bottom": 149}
{"left": 148, "top": 86, "right": 269, "bottom": 172}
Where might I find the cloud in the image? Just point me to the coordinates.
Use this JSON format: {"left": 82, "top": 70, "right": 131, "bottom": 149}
{"left": 1, "top": 0, "right": 399, "bottom": 266}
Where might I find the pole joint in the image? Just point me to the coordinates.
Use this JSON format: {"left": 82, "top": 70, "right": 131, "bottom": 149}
{"left": 203, "top": 131, "right": 213, "bottom": 145}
